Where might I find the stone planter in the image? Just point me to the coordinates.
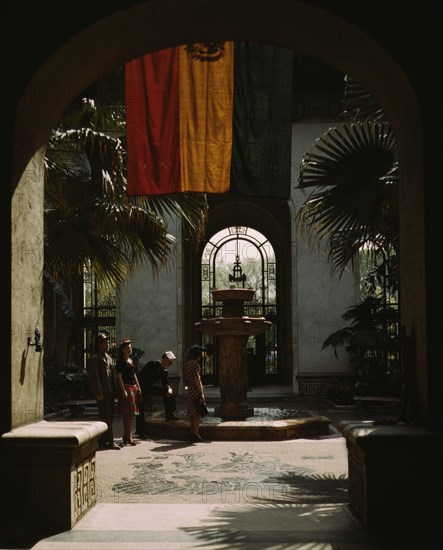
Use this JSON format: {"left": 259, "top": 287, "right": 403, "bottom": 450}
{"left": 338, "top": 420, "right": 441, "bottom": 537}
{"left": 0, "top": 420, "right": 107, "bottom": 541}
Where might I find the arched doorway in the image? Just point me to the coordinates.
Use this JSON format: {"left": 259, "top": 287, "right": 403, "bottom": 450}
{"left": 201, "top": 225, "right": 278, "bottom": 386}
{"left": 4, "top": 2, "right": 438, "bottom": 546}
{"left": 185, "top": 195, "right": 293, "bottom": 386}
{"left": 8, "top": 0, "right": 428, "bottom": 429}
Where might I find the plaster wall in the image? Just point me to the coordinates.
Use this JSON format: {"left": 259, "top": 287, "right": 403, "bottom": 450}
{"left": 117, "top": 214, "right": 184, "bottom": 388}
{"left": 118, "top": 123, "right": 356, "bottom": 394}
{"left": 290, "top": 124, "right": 357, "bottom": 390}
{"left": 11, "top": 148, "right": 45, "bottom": 428}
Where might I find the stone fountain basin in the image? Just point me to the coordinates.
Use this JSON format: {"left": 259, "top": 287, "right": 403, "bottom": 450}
{"left": 145, "top": 413, "right": 330, "bottom": 441}
{"left": 211, "top": 288, "right": 255, "bottom": 302}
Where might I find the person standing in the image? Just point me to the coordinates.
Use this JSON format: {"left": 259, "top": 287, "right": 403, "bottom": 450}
{"left": 116, "top": 338, "right": 142, "bottom": 446}
{"left": 184, "top": 344, "right": 206, "bottom": 443}
{"left": 86, "top": 332, "right": 120, "bottom": 450}
{"left": 137, "top": 351, "right": 178, "bottom": 431}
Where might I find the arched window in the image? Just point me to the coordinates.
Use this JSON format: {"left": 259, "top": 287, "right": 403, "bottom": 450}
{"left": 201, "top": 226, "right": 278, "bottom": 385}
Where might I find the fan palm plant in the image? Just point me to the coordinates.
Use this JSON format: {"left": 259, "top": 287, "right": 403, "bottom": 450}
{"left": 43, "top": 67, "right": 208, "bottom": 386}
{"left": 297, "top": 76, "right": 401, "bottom": 398}
{"left": 44, "top": 66, "right": 208, "bottom": 289}
{"left": 297, "top": 77, "right": 399, "bottom": 275}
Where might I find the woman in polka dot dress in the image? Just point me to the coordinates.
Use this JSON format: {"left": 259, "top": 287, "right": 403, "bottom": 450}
{"left": 184, "top": 344, "right": 206, "bottom": 442}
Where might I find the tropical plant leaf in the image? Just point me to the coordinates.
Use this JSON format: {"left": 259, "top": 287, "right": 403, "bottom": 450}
{"left": 322, "top": 327, "right": 355, "bottom": 358}
{"left": 45, "top": 129, "right": 168, "bottom": 285}
{"left": 298, "top": 122, "right": 398, "bottom": 189}
{"left": 323, "top": 296, "right": 399, "bottom": 358}
{"left": 44, "top": 272, "right": 76, "bottom": 319}
{"left": 297, "top": 122, "right": 399, "bottom": 275}
{"left": 61, "top": 66, "right": 126, "bottom": 133}
{"left": 341, "top": 75, "right": 386, "bottom": 123}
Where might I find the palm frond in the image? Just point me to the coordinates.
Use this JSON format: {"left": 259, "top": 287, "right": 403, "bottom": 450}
{"left": 45, "top": 123, "right": 207, "bottom": 287}
{"left": 298, "top": 122, "right": 398, "bottom": 189}
{"left": 45, "top": 65, "right": 208, "bottom": 288}
{"left": 297, "top": 122, "right": 399, "bottom": 275}
{"left": 137, "top": 193, "right": 208, "bottom": 246}
{"left": 341, "top": 75, "right": 386, "bottom": 123}
{"left": 322, "top": 327, "right": 356, "bottom": 357}
{"left": 44, "top": 272, "right": 76, "bottom": 319}
{"left": 61, "top": 66, "right": 126, "bottom": 133}
{"left": 341, "top": 296, "right": 398, "bottom": 327}
{"left": 323, "top": 296, "right": 399, "bottom": 358}
{"left": 90, "top": 66, "right": 126, "bottom": 133}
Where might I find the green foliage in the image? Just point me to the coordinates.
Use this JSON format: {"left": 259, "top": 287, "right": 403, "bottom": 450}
{"left": 322, "top": 296, "right": 400, "bottom": 396}
{"left": 45, "top": 344, "right": 147, "bottom": 413}
{"left": 44, "top": 358, "right": 91, "bottom": 414}
{"left": 297, "top": 121, "right": 399, "bottom": 276}
{"left": 44, "top": 67, "right": 208, "bottom": 290}
{"left": 297, "top": 76, "right": 399, "bottom": 277}
{"left": 298, "top": 75, "right": 401, "bottom": 398}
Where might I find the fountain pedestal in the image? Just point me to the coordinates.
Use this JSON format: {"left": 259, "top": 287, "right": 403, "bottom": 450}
{"left": 195, "top": 288, "right": 272, "bottom": 420}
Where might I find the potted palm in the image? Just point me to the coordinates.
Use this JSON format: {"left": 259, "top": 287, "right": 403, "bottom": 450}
{"left": 295, "top": 76, "right": 438, "bottom": 534}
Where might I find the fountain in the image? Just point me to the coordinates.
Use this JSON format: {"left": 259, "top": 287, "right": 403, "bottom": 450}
{"left": 195, "top": 285, "right": 272, "bottom": 420}
{"left": 144, "top": 256, "right": 330, "bottom": 440}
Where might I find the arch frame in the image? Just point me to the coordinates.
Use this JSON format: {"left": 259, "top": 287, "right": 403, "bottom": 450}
{"left": 8, "top": 0, "right": 429, "bottom": 428}
{"left": 185, "top": 194, "right": 293, "bottom": 384}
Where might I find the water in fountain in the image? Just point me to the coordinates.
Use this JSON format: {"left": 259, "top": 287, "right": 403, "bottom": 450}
{"left": 153, "top": 407, "right": 312, "bottom": 424}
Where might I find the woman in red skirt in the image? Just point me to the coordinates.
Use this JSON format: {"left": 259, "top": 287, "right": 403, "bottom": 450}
{"left": 184, "top": 344, "right": 206, "bottom": 443}
{"left": 116, "top": 338, "right": 142, "bottom": 445}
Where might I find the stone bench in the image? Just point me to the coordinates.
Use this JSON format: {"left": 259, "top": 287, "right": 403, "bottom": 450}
{"left": 0, "top": 419, "right": 107, "bottom": 541}
{"left": 338, "top": 420, "right": 441, "bottom": 537}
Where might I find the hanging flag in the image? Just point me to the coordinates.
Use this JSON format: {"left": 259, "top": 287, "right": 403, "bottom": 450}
{"left": 179, "top": 42, "right": 234, "bottom": 193}
{"left": 230, "top": 42, "right": 293, "bottom": 197}
{"left": 125, "top": 48, "right": 180, "bottom": 194}
{"left": 125, "top": 42, "right": 293, "bottom": 199}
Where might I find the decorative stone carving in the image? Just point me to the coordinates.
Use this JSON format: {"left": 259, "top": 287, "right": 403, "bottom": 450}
{"left": 0, "top": 420, "right": 107, "bottom": 540}
{"left": 72, "top": 455, "right": 97, "bottom": 523}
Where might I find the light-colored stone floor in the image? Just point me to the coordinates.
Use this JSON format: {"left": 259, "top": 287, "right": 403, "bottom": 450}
{"left": 93, "top": 435, "right": 348, "bottom": 505}
{"left": 33, "top": 502, "right": 395, "bottom": 549}
{"left": 28, "top": 389, "right": 431, "bottom": 549}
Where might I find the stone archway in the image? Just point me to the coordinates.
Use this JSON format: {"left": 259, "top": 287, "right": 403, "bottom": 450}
{"left": 10, "top": 0, "right": 427, "bottom": 431}
{"left": 185, "top": 195, "right": 293, "bottom": 386}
